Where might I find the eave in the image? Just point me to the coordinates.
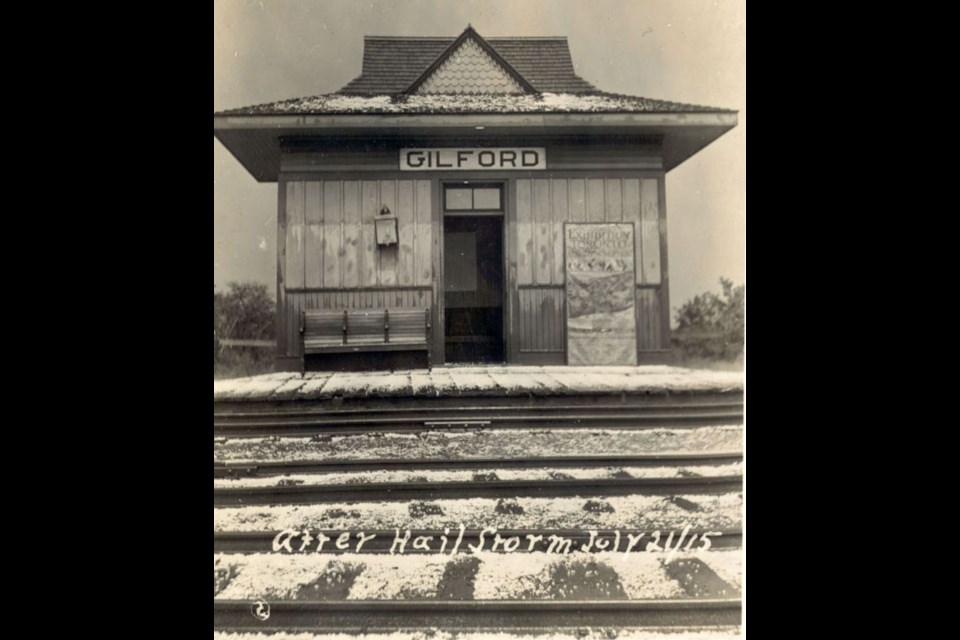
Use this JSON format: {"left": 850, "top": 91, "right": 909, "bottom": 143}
{"left": 213, "top": 111, "right": 737, "bottom": 182}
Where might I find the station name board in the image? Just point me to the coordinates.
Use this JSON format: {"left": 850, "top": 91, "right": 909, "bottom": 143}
{"left": 400, "top": 148, "right": 546, "bottom": 171}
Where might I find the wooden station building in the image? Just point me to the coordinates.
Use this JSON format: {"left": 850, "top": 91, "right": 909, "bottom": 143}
{"left": 214, "top": 26, "right": 737, "bottom": 371}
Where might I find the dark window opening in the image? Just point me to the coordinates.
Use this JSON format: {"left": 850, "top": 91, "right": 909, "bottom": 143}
{"left": 443, "top": 214, "right": 504, "bottom": 364}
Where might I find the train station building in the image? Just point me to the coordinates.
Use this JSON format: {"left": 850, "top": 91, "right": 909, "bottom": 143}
{"left": 213, "top": 25, "right": 737, "bottom": 372}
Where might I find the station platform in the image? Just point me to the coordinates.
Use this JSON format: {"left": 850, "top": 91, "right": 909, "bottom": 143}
{"left": 214, "top": 365, "right": 744, "bottom": 403}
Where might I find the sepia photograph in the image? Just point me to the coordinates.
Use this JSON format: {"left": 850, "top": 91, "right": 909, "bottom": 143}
{"left": 214, "top": 0, "right": 745, "bottom": 637}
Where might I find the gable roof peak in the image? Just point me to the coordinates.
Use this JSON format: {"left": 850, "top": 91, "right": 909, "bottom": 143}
{"left": 340, "top": 29, "right": 599, "bottom": 95}
{"left": 404, "top": 24, "right": 538, "bottom": 95}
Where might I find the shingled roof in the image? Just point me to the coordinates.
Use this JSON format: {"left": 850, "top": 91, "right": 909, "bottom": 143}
{"left": 216, "top": 92, "right": 732, "bottom": 116}
{"left": 340, "top": 32, "right": 597, "bottom": 95}
{"left": 215, "top": 25, "right": 736, "bottom": 124}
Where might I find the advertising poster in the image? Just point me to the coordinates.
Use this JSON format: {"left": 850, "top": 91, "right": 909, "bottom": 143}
{"left": 565, "top": 223, "right": 637, "bottom": 365}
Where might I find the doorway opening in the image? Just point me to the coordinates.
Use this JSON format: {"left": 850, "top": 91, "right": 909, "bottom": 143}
{"left": 443, "top": 184, "right": 505, "bottom": 364}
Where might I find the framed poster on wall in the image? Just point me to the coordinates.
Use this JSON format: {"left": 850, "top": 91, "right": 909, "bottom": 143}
{"left": 565, "top": 223, "right": 638, "bottom": 365}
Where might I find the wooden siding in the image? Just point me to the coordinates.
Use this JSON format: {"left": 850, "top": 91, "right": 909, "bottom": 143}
{"left": 656, "top": 177, "right": 671, "bottom": 350}
{"left": 304, "top": 182, "right": 323, "bottom": 289}
{"left": 515, "top": 179, "right": 533, "bottom": 285}
{"left": 282, "top": 288, "right": 433, "bottom": 357}
{"left": 622, "top": 179, "right": 642, "bottom": 284}
{"left": 533, "top": 179, "right": 552, "bottom": 285}
{"left": 568, "top": 179, "right": 585, "bottom": 222}
{"left": 284, "top": 179, "right": 432, "bottom": 290}
{"left": 636, "top": 287, "right": 664, "bottom": 350}
{"left": 277, "top": 183, "right": 288, "bottom": 355}
{"left": 518, "top": 286, "right": 565, "bottom": 352}
{"left": 640, "top": 178, "right": 661, "bottom": 285}
{"left": 323, "top": 182, "right": 343, "bottom": 287}
{"left": 285, "top": 181, "right": 305, "bottom": 289}
{"left": 360, "top": 180, "right": 379, "bottom": 286}
{"left": 397, "top": 181, "right": 414, "bottom": 285}
{"left": 277, "top": 164, "right": 669, "bottom": 363}
{"left": 515, "top": 177, "right": 659, "bottom": 286}
{"left": 550, "top": 179, "right": 569, "bottom": 284}
{"left": 416, "top": 180, "right": 432, "bottom": 286}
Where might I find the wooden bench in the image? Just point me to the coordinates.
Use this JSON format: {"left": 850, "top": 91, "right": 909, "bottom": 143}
{"left": 300, "top": 307, "right": 432, "bottom": 373}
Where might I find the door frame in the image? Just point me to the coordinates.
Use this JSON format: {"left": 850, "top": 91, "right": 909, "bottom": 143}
{"left": 437, "top": 180, "right": 508, "bottom": 365}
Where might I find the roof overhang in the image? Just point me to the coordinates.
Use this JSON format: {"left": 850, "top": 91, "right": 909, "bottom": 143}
{"left": 213, "top": 111, "right": 737, "bottom": 182}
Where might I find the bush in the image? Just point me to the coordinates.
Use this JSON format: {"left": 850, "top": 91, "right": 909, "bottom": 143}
{"left": 214, "top": 282, "right": 274, "bottom": 342}
{"left": 672, "top": 278, "right": 745, "bottom": 361}
{"left": 214, "top": 282, "right": 276, "bottom": 378}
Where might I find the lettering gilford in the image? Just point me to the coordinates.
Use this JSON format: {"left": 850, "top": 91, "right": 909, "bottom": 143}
{"left": 401, "top": 148, "right": 546, "bottom": 171}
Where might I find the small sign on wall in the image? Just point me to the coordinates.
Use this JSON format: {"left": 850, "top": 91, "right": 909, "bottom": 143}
{"left": 565, "top": 223, "right": 637, "bottom": 365}
{"left": 375, "top": 210, "right": 398, "bottom": 246}
{"left": 400, "top": 148, "right": 546, "bottom": 171}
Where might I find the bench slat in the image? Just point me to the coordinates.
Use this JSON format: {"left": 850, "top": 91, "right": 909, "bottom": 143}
{"left": 301, "top": 308, "right": 431, "bottom": 367}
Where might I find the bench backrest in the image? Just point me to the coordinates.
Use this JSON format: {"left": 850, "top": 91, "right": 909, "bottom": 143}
{"left": 301, "top": 308, "right": 431, "bottom": 349}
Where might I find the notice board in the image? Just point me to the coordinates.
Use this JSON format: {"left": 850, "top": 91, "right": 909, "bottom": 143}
{"left": 565, "top": 223, "right": 638, "bottom": 365}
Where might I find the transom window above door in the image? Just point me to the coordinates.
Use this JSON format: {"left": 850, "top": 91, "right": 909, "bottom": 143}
{"left": 444, "top": 185, "right": 502, "bottom": 211}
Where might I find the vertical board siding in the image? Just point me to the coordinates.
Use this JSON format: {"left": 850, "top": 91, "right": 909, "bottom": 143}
{"left": 569, "top": 179, "right": 586, "bottom": 222}
{"left": 516, "top": 177, "right": 652, "bottom": 287}
{"left": 586, "top": 178, "right": 605, "bottom": 222}
{"left": 551, "top": 179, "right": 569, "bottom": 285}
{"left": 281, "top": 174, "right": 664, "bottom": 360}
{"left": 277, "top": 183, "right": 288, "bottom": 355}
{"left": 516, "top": 179, "right": 534, "bottom": 285}
{"left": 286, "top": 179, "right": 431, "bottom": 294}
{"left": 657, "top": 177, "right": 671, "bottom": 350}
{"left": 415, "top": 180, "right": 433, "bottom": 286}
{"left": 518, "top": 287, "right": 564, "bottom": 352}
{"left": 341, "top": 181, "right": 361, "bottom": 288}
{"left": 640, "top": 178, "right": 662, "bottom": 284}
{"left": 360, "top": 181, "right": 379, "bottom": 286}
{"left": 605, "top": 179, "right": 623, "bottom": 222}
{"left": 397, "top": 181, "right": 415, "bottom": 286}
{"left": 379, "top": 180, "right": 398, "bottom": 286}
{"left": 304, "top": 182, "right": 323, "bottom": 289}
{"left": 285, "top": 181, "right": 305, "bottom": 289}
{"left": 509, "top": 177, "right": 663, "bottom": 358}
{"left": 533, "top": 179, "right": 552, "bottom": 285}
{"left": 636, "top": 287, "right": 663, "bottom": 350}
{"left": 322, "top": 181, "right": 343, "bottom": 288}
{"left": 622, "top": 179, "right": 643, "bottom": 284}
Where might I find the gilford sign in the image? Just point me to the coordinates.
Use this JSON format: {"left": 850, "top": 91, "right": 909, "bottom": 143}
{"left": 400, "top": 148, "right": 546, "bottom": 171}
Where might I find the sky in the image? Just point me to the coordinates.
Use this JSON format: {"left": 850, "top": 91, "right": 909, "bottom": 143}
{"left": 214, "top": 0, "right": 745, "bottom": 325}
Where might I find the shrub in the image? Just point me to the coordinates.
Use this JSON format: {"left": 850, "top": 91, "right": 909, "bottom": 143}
{"left": 214, "top": 282, "right": 275, "bottom": 377}
{"left": 672, "top": 278, "right": 745, "bottom": 360}
{"left": 214, "top": 281, "right": 274, "bottom": 343}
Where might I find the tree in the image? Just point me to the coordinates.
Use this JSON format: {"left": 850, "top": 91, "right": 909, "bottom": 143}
{"left": 214, "top": 282, "right": 275, "bottom": 342}
{"left": 673, "top": 278, "right": 745, "bottom": 359}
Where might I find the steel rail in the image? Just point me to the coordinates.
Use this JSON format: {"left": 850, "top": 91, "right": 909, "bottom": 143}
{"left": 213, "top": 475, "right": 743, "bottom": 505}
{"left": 213, "top": 598, "right": 743, "bottom": 629}
{"left": 214, "top": 394, "right": 745, "bottom": 418}
{"left": 214, "top": 411, "right": 743, "bottom": 437}
{"left": 213, "top": 451, "right": 743, "bottom": 477}
{"left": 214, "top": 400, "right": 743, "bottom": 422}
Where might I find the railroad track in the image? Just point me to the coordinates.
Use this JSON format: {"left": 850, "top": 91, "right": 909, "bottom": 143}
{"left": 213, "top": 599, "right": 743, "bottom": 629}
{"left": 214, "top": 474, "right": 743, "bottom": 505}
{"left": 214, "top": 451, "right": 743, "bottom": 477}
{"left": 214, "top": 385, "right": 744, "bottom": 635}
{"left": 214, "top": 395, "right": 743, "bottom": 437}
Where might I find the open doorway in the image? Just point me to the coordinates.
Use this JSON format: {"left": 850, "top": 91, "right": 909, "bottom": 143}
{"left": 443, "top": 184, "right": 504, "bottom": 363}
